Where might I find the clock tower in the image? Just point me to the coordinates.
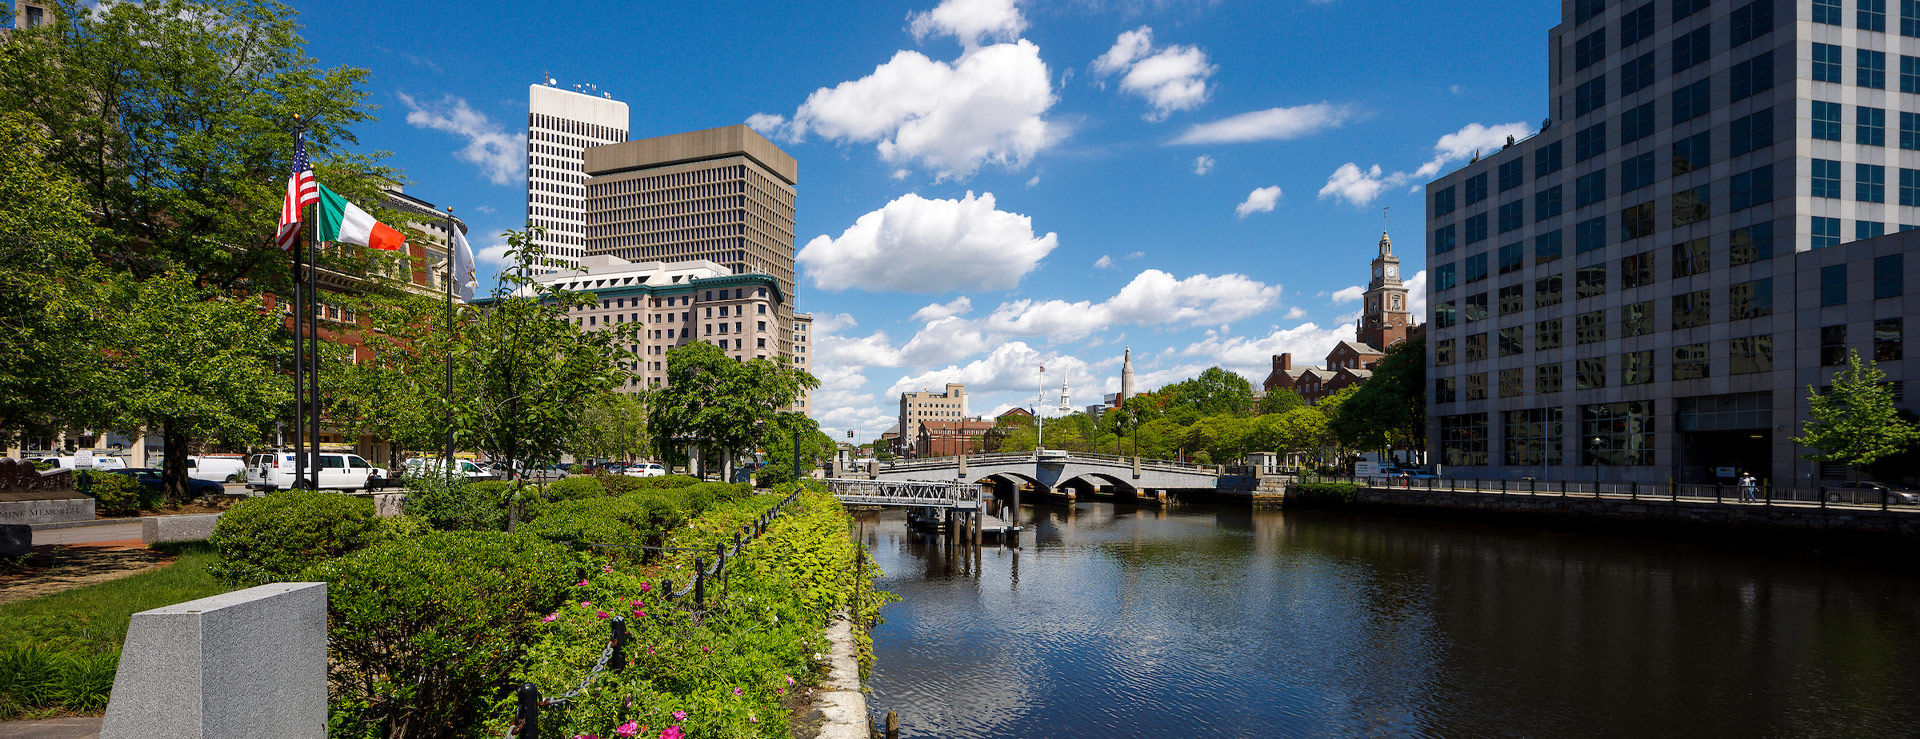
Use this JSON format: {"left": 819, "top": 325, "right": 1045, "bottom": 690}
{"left": 1357, "top": 231, "right": 1412, "bottom": 349}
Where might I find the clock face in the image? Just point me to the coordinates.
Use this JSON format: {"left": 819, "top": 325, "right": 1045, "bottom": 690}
{"left": 1386, "top": 265, "right": 1398, "bottom": 278}
{"left": 1373, "top": 265, "right": 1383, "bottom": 278}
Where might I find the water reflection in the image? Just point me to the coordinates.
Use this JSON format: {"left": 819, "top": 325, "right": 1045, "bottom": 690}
{"left": 861, "top": 502, "right": 1920, "bottom": 738}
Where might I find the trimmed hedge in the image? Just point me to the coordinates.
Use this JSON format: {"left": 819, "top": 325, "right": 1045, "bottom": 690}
{"left": 79, "top": 471, "right": 142, "bottom": 517}
{"left": 306, "top": 531, "right": 580, "bottom": 739}
{"left": 208, "top": 490, "right": 378, "bottom": 586}
{"left": 405, "top": 477, "right": 509, "bottom": 532}
{"left": 1288, "top": 482, "right": 1360, "bottom": 508}
{"left": 543, "top": 476, "right": 607, "bottom": 502}
{"left": 517, "top": 496, "right": 677, "bottom": 563}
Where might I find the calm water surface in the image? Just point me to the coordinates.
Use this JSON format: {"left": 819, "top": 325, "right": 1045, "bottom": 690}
{"left": 859, "top": 502, "right": 1920, "bottom": 738}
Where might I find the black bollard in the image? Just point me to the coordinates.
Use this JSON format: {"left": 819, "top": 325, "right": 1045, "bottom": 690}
{"left": 609, "top": 616, "right": 628, "bottom": 671}
{"left": 694, "top": 558, "right": 705, "bottom": 607}
{"left": 516, "top": 683, "right": 542, "bottom": 739}
{"left": 661, "top": 578, "right": 673, "bottom": 600}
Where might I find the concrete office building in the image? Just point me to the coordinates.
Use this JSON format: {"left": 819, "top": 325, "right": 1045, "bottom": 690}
{"left": 792, "top": 312, "right": 813, "bottom": 414}
{"left": 898, "top": 384, "right": 968, "bottom": 457}
{"left": 1425, "top": 0, "right": 1920, "bottom": 486}
{"left": 527, "top": 83, "right": 629, "bottom": 270}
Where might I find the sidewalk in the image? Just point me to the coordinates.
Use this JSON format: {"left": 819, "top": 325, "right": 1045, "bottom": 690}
{"left": 0, "top": 717, "right": 100, "bottom": 739}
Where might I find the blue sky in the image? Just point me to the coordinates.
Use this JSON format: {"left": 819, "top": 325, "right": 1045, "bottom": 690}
{"left": 294, "top": 0, "right": 1561, "bottom": 440}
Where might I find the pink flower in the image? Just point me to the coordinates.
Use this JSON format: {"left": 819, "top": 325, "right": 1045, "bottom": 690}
{"left": 638, "top": 582, "right": 652, "bottom": 593}
{"left": 631, "top": 600, "right": 642, "bottom": 607}
{"left": 615, "top": 721, "right": 639, "bottom": 737}
{"left": 596, "top": 611, "right": 609, "bottom": 619}
{"left": 573, "top": 735, "right": 599, "bottom": 739}
{"left": 541, "top": 613, "right": 557, "bottom": 623}
{"left": 732, "top": 687, "right": 743, "bottom": 696}
{"left": 671, "top": 710, "right": 686, "bottom": 721}
{"left": 633, "top": 609, "right": 646, "bottom": 618}
{"left": 660, "top": 728, "right": 684, "bottom": 739}
{"left": 776, "top": 688, "right": 785, "bottom": 695}
{"left": 577, "top": 579, "right": 590, "bottom": 586}
{"left": 749, "top": 715, "right": 758, "bottom": 723}
{"left": 785, "top": 676, "right": 795, "bottom": 685}
{"left": 647, "top": 648, "right": 656, "bottom": 655}
{"left": 701, "top": 646, "right": 711, "bottom": 653}
{"left": 580, "top": 601, "right": 592, "bottom": 608}
{"left": 602, "top": 565, "right": 615, "bottom": 574}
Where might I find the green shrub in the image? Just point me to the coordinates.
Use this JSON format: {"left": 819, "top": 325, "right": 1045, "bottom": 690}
{"left": 370, "top": 514, "right": 431, "bottom": 544}
{"left": 629, "top": 473, "right": 700, "bottom": 490}
{"left": 208, "top": 490, "right": 378, "bottom": 586}
{"left": 0, "top": 646, "right": 117, "bottom": 717}
{"left": 305, "top": 531, "right": 579, "bottom": 739}
{"left": 518, "top": 496, "right": 680, "bottom": 563}
{"left": 592, "top": 473, "right": 642, "bottom": 496}
{"left": 1288, "top": 482, "right": 1359, "bottom": 508}
{"left": 543, "top": 475, "right": 606, "bottom": 502}
{"left": 79, "top": 470, "right": 141, "bottom": 517}
{"left": 404, "top": 476, "right": 508, "bottom": 532}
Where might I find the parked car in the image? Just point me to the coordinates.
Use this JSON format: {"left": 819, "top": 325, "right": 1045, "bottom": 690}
{"left": 622, "top": 463, "right": 667, "bottom": 478}
{"left": 108, "top": 468, "right": 223, "bottom": 498}
{"left": 403, "top": 458, "right": 495, "bottom": 481}
{"left": 245, "top": 451, "right": 385, "bottom": 492}
{"left": 186, "top": 455, "right": 248, "bottom": 483}
{"left": 1828, "top": 481, "right": 1920, "bottom": 505}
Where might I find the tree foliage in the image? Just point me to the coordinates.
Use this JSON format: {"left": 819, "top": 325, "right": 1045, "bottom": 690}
{"left": 1256, "top": 387, "right": 1308, "bottom": 416}
{"left": 649, "top": 341, "right": 818, "bottom": 478}
{"left": 325, "top": 292, "right": 468, "bottom": 469}
{"left": 1160, "top": 367, "right": 1256, "bottom": 419}
{"left": 1794, "top": 350, "right": 1920, "bottom": 472}
{"left": 755, "top": 412, "right": 836, "bottom": 486}
{"left": 571, "top": 391, "right": 651, "bottom": 465}
{"left": 1329, "top": 337, "right": 1425, "bottom": 454}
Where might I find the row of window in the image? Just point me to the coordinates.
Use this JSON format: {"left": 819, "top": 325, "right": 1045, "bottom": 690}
{"left": 1437, "top": 312, "right": 1904, "bottom": 369}
{"left": 1812, "top": 0, "right": 1920, "bottom": 38}
{"left": 1436, "top": 222, "right": 1779, "bottom": 292}
{"left": 1441, "top": 402, "right": 1656, "bottom": 467}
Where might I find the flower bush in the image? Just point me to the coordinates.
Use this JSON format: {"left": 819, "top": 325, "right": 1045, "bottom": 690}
{"left": 207, "top": 489, "right": 379, "bottom": 586}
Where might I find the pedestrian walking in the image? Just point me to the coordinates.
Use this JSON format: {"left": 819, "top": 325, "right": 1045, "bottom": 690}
{"left": 1738, "top": 472, "right": 1758, "bottom": 502}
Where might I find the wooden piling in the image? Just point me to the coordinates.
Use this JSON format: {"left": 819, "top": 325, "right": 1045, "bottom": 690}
{"left": 885, "top": 709, "right": 899, "bottom": 739}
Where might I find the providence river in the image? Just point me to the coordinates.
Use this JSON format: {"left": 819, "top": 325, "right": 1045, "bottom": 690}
{"left": 857, "top": 502, "right": 1920, "bottom": 738}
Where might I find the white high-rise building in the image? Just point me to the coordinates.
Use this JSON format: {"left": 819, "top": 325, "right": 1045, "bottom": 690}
{"left": 526, "top": 83, "right": 628, "bottom": 270}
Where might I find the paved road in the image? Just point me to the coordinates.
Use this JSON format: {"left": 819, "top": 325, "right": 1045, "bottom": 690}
{"left": 32, "top": 522, "right": 142, "bottom": 546}
{"left": 0, "top": 717, "right": 99, "bottom": 739}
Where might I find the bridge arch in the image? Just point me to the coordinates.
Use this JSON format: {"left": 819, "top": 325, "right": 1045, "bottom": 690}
{"left": 973, "top": 472, "right": 1050, "bottom": 498}
{"left": 1064, "top": 471, "right": 1140, "bottom": 495}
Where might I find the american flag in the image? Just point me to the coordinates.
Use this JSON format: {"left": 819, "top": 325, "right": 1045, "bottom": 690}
{"left": 276, "top": 133, "right": 318, "bottom": 251}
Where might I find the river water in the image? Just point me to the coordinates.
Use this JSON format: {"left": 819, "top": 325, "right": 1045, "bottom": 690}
{"left": 857, "top": 501, "right": 1920, "bottom": 738}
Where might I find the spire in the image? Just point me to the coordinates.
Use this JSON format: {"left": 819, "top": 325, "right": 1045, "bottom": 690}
{"left": 1379, "top": 231, "right": 1393, "bottom": 257}
{"left": 1120, "top": 346, "right": 1135, "bottom": 403}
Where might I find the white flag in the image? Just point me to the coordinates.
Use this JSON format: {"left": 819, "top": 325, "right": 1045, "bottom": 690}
{"left": 451, "top": 225, "right": 478, "bottom": 302}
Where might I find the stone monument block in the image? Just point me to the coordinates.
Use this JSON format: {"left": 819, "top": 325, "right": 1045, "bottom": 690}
{"left": 0, "top": 523, "right": 28, "bottom": 557}
{"left": 141, "top": 513, "right": 222, "bottom": 545}
{"left": 101, "top": 582, "right": 327, "bottom": 739}
{"left": 0, "top": 492, "right": 95, "bottom": 525}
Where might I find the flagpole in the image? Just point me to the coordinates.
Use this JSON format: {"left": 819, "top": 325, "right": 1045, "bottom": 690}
{"left": 307, "top": 192, "right": 322, "bottom": 486}
{"left": 443, "top": 207, "right": 455, "bottom": 468}
{"left": 290, "top": 117, "right": 307, "bottom": 489}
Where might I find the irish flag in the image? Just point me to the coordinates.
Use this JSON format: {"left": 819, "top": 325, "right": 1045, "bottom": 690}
{"left": 314, "top": 183, "right": 406, "bottom": 251}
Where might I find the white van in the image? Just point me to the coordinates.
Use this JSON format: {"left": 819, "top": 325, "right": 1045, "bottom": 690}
{"left": 246, "top": 451, "right": 384, "bottom": 492}
{"left": 403, "top": 458, "right": 494, "bottom": 480}
{"left": 30, "top": 453, "right": 127, "bottom": 471}
{"left": 186, "top": 455, "right": 247, "bottom": 483}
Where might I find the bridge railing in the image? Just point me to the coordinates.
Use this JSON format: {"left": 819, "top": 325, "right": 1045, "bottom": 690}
{"left": 824, "top": 478, "right": 982, "bottom": 507}
{"left": 881, "top": 451, "right": 1213, "bottom": 474}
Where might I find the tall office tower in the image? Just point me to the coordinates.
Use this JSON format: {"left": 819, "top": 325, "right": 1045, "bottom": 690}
{"left": 527, "top": 83, "right": 629, "bottom": 270}
{"left": 1424, "top": 0, "right": 1920, "bottom": 487}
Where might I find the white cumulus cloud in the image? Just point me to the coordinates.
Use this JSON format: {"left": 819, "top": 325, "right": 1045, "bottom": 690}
{"left": 1320, "top": 121, "right": 1534, "bottom": 206}
{"left": 1182, "top": 323, "right": 1352, "bottom": 379}
{"left": 1235, "top": 186, "right": 1282, "bottom": 217}
{"left": 1094, "top": 255, "right": 1115, "bottom": 269}
{"left": 1172, "top": 102, "right": 1354, "bottom": 145}
{"left": 797, "top": 191, "right": 1058, "bottom": 293}
{"left": 398, "top": 92, "right": 527, "bottom": 186}
{"left": 752, "top": 41, "right": 1058, "bottom": 180}
{"left": 1090, "top": 26, "right": 1216, "bottom": 121}
{"left": 909, "top": 0, "right": 1027, "bottom": 47}
{"left": 1284, "top": 306, "right": 1307, "bottom": 319}
{"left": 911, "top": 296, "right": 974, "bottom": 322}
{"left": 1318, "top": 163, "right": 1389, "bottom": 207}
{"left": 1193, "top": 154, "right": 1215, "bottom": 175}
{"left": 1330, "top": 285, "right": 1364, "bottom": 304}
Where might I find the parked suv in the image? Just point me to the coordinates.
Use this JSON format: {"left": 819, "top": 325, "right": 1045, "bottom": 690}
{"left": 622, "top": 463, "right": 667, "bottom": 478}
{"left": 246, "top": 451, "right": 385, "bottom": 492}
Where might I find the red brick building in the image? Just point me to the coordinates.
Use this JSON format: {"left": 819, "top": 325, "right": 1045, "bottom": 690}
{"left": 916, "top": 419, "right": 997, "bottom": 457}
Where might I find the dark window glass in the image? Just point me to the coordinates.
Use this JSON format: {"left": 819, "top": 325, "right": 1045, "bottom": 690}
{"left": 1577, "top": 265, "right": 1608, "bottom": 298}
{"left": 1813, "top": 43, "right": 1843, "bottom": 84}
{"left": 1813, "top": 217, "right": 1842, "bottom": 249}
{"left": 1732, "top": 0, "right": 1777, "bottom": 43}
{"left": 1499, "top": 284, "right": 1525, "bottom": 314}
{"left": 1498, "top": 200, "right": 1525, "bottom": 233}
{"left": 1902, "top": 112, "right": 1920, "bottom": 150}
{"left": 1465, "top": 173, "right": 1488, "bottom": 204}
{"left": 1730, "top": 335, "right": 1773, "bottom": 375}
{"left": 1465, "top": 333, "right": 1488, "bottom": 360}
{"left": 1581, "top": 401, "right": 1656, "bottom": 465}
{"left": 1812, "top": 159, "right": 1841, "bottom": 199}
{"left": 1903, "top": 55, "right": 1920, "bottom": 91}
{"left": 1620, "top": 52, "right": 1657, "bottom": 95}
{"left": 1730, "top": 107, "right": 1774, "bottom": 155}
{"left": 1858, "top": 220, "right": 1886, "bottom": 241}
{"left": 1439, "top": 413, "right": 1488, "bottom": 467}
{"left": 1672, "top": 79, "right": 1712, "bottom": 124}
{"left": 1812, "top": 101, "right": 1842, "bottom": 141}
{"left": 1537, "top": 319, "right": 1565, "bottom": 350}
{"left": 1465, "top": 254, "right": 1489, "bottom": 283}
{"left": 1620, "top": 3, "right": 1655, "bottom": 46}
{"left": 1434, "top": 224, "right": 1457, "bottom": 254}
{"left": 1500, "top": 326, "right": 1525, "bottom": 356}
{"left": 1536, "top": 275, "right": 1564, "bottom": 307}
{"left": 1465, "top": 213, "right": 1489, "bottom": 244}
{"left": 1674, "top": 0, "right": 1708, "bottom": 21}
{"left": 1576, "top": 76, "right": 1609, "bottom": 117}
{"left": 1621, "top": 102, "right": 1656, "bottom": 143}
{"left": 1536, "top": 186, "right": 1564, "bottom": 220}
{"left": 1576, "top": 357, "right": 1608, "bottom": 388}
{"left": 1814, "top": 0, "right": 1841, "bottom": 25}
{"left": 1537, "top": 232, "right": 1564, "bottom": 264}
{"left": 1674, "top": 343, "right": 1710, "bottom": 380}
{"left": 1672, "top": 290, "right": 1710, "bottom": 329}
{"left": 1858, "top": 106, "right": 1887, "bottom": 147}
{"left": 1575, "top": 29, "right": 1608, "bottom": 70}
{"left": 1821, "top": 325, "right": 1849, "bottom": 366}
{"left": 1577, "top": 171, "right": 1608, "bottom": 207}
{"left": 1877, "top": 318, "right": 1904, "bottom": 360}
{"left": 1730, "top": 221, "right": 1774, "bottom": 265}
{"left": 1731, "top": 52, "right": 1775, "bottom": 100}
{"left": 1858, "top": 163, "right": 1887, "bottom": 203}
{"left": 1672, "top": 131, "right": 1711, "bottom": 174}
{"left": 1436, "top": 339, "right": 1456, "bottom": 366}
{"left": 1904, "top": 0, "right": 1920, "bottom": 36}
{"left": 1821, "top": 264, "right": 1848, "bottom": 306}
{"left": 1730, "top": 278, "right": 1773, "bottom": 319}
{"left": 1622, "top": 350, "right": 1655, "bottom": 385}
{"left": 1673, "top": 237, "right": 1710, "bottom": 278}
{"left": 1499, "top": 368, "right": 1526, "bottom": 398}
{"left": 1498, "top": 242, "right": 1525, "bottom": 274}
{"left": 1730, "top": 164, "right": 1773, "bottom": 211}
{"left": 1576, "top": 310, "right": 1607, "bottom": 345}
{"left": 1904, "top": 168, "right": 1920, "bottom": 206}
{"left": 1498, "top": 159, "right": 1525, "bottom": 192}
{"left": 1435, "top": 301, "right": 1457, "bottom": 328}
{"left": 1576, "top": 217, "right": 1607, "bottom": 253}
{"left": 1621, "top": 251, "right": 1655, "bottom": 288}
{"left": 1621, "top": 152, "right": 1656, "bottom": 192}
{"left": 1620, "top": 201, "right": 1655, "bottom": 241}
{"left": 1622, "top": 301, "right": 1654, "bottom": 337}
{"left": 1876, "top": 254, "right": 1905, "bottom": 298}
{"left": 1673, "top": 185, "right": 1710, "bottom": 226}
{"left": 1433, "top": 185, "right": 1457, "bottom": 216}
{"left": 1435, "top": 262, "right": 1457, "bottom": 289}
{"left": 1861, "top": 49, "right": 1888, "bottom": 89}
{"left": 1673, "top": 26, "right": 1713, "bottom": 74}
{"left": 1576, "top": 122, "right": 1608, "bottom": 161}
{"left": 1435, "top": 376, "right": 1456, "bottom": 400}
{"left": 1536, "top": 140, "right": 1564, "bottom": 176}
{"left": 1536, "top": 363, "right": 1564, "bottom": 393}
{"left": 1861, "top": 0, "right": 1888, "bottom": 31}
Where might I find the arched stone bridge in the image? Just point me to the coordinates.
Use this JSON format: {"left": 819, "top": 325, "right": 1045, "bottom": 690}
{"left": 862, "top": 451, "right": 1221, "bottom": 503}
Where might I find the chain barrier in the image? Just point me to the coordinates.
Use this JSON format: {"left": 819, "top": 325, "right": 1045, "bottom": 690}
{"left": 503, "top": 487, "right": 807, "bottom": 738}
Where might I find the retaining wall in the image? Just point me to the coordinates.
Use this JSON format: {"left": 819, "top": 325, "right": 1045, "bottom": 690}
{"left": 1349, "top": 486, "right": 1920, "bottom": 543}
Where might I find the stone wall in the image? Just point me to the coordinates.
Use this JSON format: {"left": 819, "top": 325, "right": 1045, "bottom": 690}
{"left": 1351, "top": 486, "right": 1920, "bottom": 542}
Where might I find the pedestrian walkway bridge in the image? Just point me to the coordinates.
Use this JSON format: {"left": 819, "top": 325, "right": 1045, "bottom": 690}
{"left": 848, "top": 451, "right": 1221, "bottom": 502}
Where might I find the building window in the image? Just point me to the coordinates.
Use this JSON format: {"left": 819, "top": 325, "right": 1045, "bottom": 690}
{"left": 1465, "top": 373, "right": 1488, "bottom": 401}
{"left": 1672, "top": 186, "right": 1710, "bottom": 226}
{"left": 1582, "top": 401, "right": 1656, "bottom": 466}
{"left": 1673, "top": 237, "right": 1710, "bottom": 278}
{"left": 1905, "top": 0, "right": 1920, "bottom": 36}
{"left": 1465, "top": 213, "right": 1489, "bottom": 244}
{"left": 1576, "top": 357, "right": 1608, "bottom": 389}
{"left": 1466, "top": 254, "right": 1489, "bottom": 283}
{"left": 1812, "top": 101, "right": 1842, "bottom": 141}
{"left": 1537, "top": 231, "right": 1564, "bottom": 263}
{"left": 1812, "top": 159, "right": 1841, "bottom": 199}
{"left": 1435, "top": 301, "right": 1457, "bottom": 329}
{"left": 1675, "top": 0, "right": 1708, "bottom": 21}
{"left": 1813, "top": 217, "right": 1842, "bottom": 249}
{"left": 1813, "top": 43, "right": 1842, "bottom": 82}
{"left": 1499, "top": 158, "right": 1525, "bottom": 192}
{"left": 1465, "top": 293, "right": 1489, "bottom": 322}
{"left": 1576, "top": 171, "right": 1608, "bottom": 207}
{"left": 1731, "top": 51, "right": 1775, "bottom": 100}
{"left": 1435, "top": 262, "right": 1457, "bottom": 290}
{"left": 1465, "top": 333, "right": 1488, "bottom": 361}
{"left": 1621, "top": 202, "right": 1655, "bottom": 240}
{"left": 1576, "top": 265, "right": 1608, "bottom": 299}
{"left": 1498, "top": 201, "right": 1525, "bottom": 233}
{"left": 1730, "top": 278, "right": 1773, "bottom": 319}
{"left": 1439, "top": 413, "right": 1489, "bottom": 467}
{"left": 1504, "top": 408, "right": 1565, "bottom": 466}
{"left": 1499, "top": 326, "right": 1524, "bottom": 356}
{"left": 1861, "top": 49, "right": 1888, "bottom": 89}
{"left": 1536, "top": 275, "right": 1564, "bottom": 308}
{"left": 1498, "top": 286, "right": 1523, "bottom": 318}
{"left": 1621, "top": 152, "right": 1656, "bottom": 192}
{"left": 1674, "top": 343, "right": 1710, "bottom": 380}
{"left": 1673, "top": 26, "right": 1712, "bottom": 74}
{"left": 1877, "top": 318, "right": 1904, "bottom": 360}
{"left": 1622, "top": 300, "right": 1654, "bottom": 337}
{"left": 1576, "top": 310, "right": 1607, "bottom": 345}
{"left": 1907, "top": 115, "right": 1920, "bottom": 152}
{"left": 1436, "top": 339, "right": 1455, "bottom": 366}
{"left": 1672, "top": 290, "right": 1710, "bottom": 329}
{"left": 1672, "top": 79, "right": 1711, "bottom": 126}
{"left": 1433, "top": 186, "right": 1457, "bottom": 216}
{"left": 1536, "top": 140, "right": 1564, "bottom": 176}
{"left": 1859, "top": 221, "right": 1886, "bottom": 240}
{"left": 1537, "top": 318, "right": 1564, "bottom": 350}
{"left": 1876, "top": 254, "right": 1904, "bottom": 298}
{"left": 1499, "top": 243, "right": 1524, "bottom": 275}
{"left": 1862, "top": 0, "right": 1889, "bottom": 31}
{"left": 1859, "top": 107, "right": 1888, "bottom": 147}
{"left": 1499, "top": 367, "right": 1525, "bottom": 397}
{"left": 1537, "top": 363, "right": 1564, "bottom": 393}
{"left": 1621, "top": 251, "right": 1655, "bottom": 289}
{"left": 1536, "top": 186, "right": 1564, "bottom": 221}
{"left": 1576, "top": 122, "right": 1608, "bottom": 161}
{"left": 1672, "top": 131, "right": 1711, "bottom": 175}
{"left": 1620, "top": 2, "right": 1655, "bottom": 44}
{"left": 1859, "top": 164, "right": 1888, "bottom": 203}
{"left": 1622, "top": 351, "right": 1654, "bottom": 385}
{"left": 1465, "top": 173, "right": 1488, "bottom": 205}
{"left": 1434, "top": 224, "right": 1457, "bottom": 254}
{"left": 1576, "top": 217, "right": 1607, "bottom": 253}
{"left": 1822, "top": 264, "right": 1848, "bottom": 306}
{"left": 1574, "top": 29, "right": 1608, "bottom": 70}
{"left": 1730, "top": 0, "right": 1776, "bottom": 42}
{"left": 1730, "top": 335, "right": 1773, "bottom": 374}
{"left": 1435, "top": 376, "right": 1457, "bottom": 402}
{"left": 1822, "top": 325, "right": 1849, "bottom": 366}
{"left": 1621, "top": 102, "right": 1656, "bottom": 142}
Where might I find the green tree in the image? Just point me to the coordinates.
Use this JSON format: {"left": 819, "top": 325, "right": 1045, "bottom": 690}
{"left": 756, "top": 413, "right": 835, "bottom": 486}
{"left": 1243, "top": 407, "right": 1330, "bottom": 458}
{"left": 1793, "top": 350, "right": 1920, "bottom": 476}
{"left": 571, "top": 391, "right": 652, "bottom": 465}
{"left": 108, "top": 272, "right": 290, "bottom": 502}
{"left": 324, "top": 292, "right": 466, "bottom": 470}
{"left": 649, "top": 341, "right": 818, "bottom": 480}
{"left": 1161, "top": 367, "right": 1256, "bottom": 417}
{"left": 458, "top": 234, "right": 637, "bottom": 527}
{"left": 0, "top": 0, "right": 392, "bottom": 289}
{"left": 1329, "top": 337, "right": 1426, "bottom": 457}
{"left": 1255, "top": 387, "right": 1308, "bottom": 416}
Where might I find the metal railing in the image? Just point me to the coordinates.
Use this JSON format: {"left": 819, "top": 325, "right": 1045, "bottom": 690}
{"left": 825, "top": 478, "right": 980, "bottom": 507}
{"left": 1293, "top": 474, "right": 1920, "bottom": 512}
{"left": 880, "top": 451, "right": 1211, "bottom": 473}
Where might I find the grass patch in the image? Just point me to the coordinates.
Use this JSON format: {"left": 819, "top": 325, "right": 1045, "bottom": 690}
{"left": 0, "top": 542, "right": 230, "bottom": 654}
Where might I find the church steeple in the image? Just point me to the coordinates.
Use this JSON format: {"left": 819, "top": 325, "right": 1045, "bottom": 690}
{"left": 1358, "top": 231, "right": 1411, "bottom": 349}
